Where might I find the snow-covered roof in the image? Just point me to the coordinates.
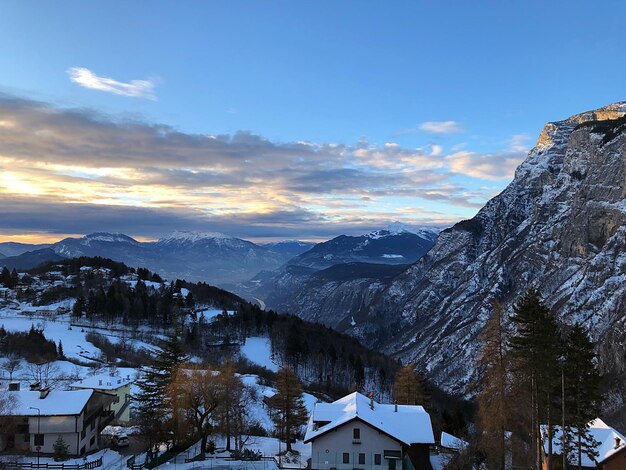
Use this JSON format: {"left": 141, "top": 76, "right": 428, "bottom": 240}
{"left": 304, "top": 392, "right": 434, "bottom": 445}
{"left": 440, "top": 431, "right": 468, "bottom": 451}
{"left": 6, "top": 389, "right": 94, "bottom": 416}
{"left": 70, "top": 373, "right": 133, "bottom": 391}
{"left": 541, "top": 418, "right": 626, "bottom": 466}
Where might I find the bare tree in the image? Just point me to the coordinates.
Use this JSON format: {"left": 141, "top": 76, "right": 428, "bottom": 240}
{"left": 169, "top": 364, "right": 220, "bottom": 457}
{"left": 2, "top": 354, "right": 21, "bottom": 380}
{"left": 27, "top": 361, "right": 61, "bottom": 388}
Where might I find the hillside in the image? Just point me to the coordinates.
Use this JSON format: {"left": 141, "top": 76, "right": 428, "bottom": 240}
{"left": 347, "top": 102, "right": 626, "bottom": 416}
{"left": 0, "top": 232, "right": 314, "bottom": 287}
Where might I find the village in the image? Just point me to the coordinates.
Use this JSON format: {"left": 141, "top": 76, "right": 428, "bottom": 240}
{"left": 0, "top": 262, "right": 624, "bottom": 470}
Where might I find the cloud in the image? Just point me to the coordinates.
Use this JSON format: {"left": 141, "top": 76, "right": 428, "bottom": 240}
{"left": 67, "top": 67, "right": 156, "bottom": 100}
{"left": 419, "top": 120, "right": 464, "bottom": 134}
{"left": 446, "top": 150, "right": 526, "bottom": 180}
{"left": 509, "top": 133, "right": 532, "bottom": 153}
{"left": 0, "top": 94, "right": 520, "bottom": 240}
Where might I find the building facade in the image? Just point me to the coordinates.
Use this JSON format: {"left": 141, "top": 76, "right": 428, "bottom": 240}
{"left": 305, "top": 392, "right": 434, "bottom": 470}
{"left": 0, "top": 386, "right": 114, "bottom": 456}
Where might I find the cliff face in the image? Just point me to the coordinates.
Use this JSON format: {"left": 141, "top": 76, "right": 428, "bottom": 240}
{"left": 364, "top": 103, "right": 626, "bottom": 397}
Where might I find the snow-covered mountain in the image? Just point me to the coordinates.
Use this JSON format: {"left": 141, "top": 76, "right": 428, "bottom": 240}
{"left": 351, "top": 102, "right": 626, "bottom": 408}
{"left": 283, "top": 223, "right": 438, "bottom": 270}
{"left": 0, "top": 231, "right": 314, "bottom": 287}
{"left": 238, "top": 225, "right": 438, "bottom": 320}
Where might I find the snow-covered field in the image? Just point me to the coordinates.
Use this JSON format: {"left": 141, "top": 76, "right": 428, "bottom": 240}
{"left": 240, "top": 337, "right": 279, "bottom": 372}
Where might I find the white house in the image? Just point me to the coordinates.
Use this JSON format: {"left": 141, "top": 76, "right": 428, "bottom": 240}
{"left": 541, "top": 418, "right": 626, "bottom": 469}
{"left": 70, "top": 372, "right": 133, "bottom": 424}
{"left": 0, "top": 386, "right": 115, "bottom": 456}
{"left": 304, "top": 392, "right": 435, "bottom": 470}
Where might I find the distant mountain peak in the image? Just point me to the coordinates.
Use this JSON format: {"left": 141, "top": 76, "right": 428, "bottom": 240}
{"left": 367, "top": 222, "right": 437, "bottom": 240}
{"left": 159, "top": 230, "right": 234, "bottom": 243}
{"left": 386, "top": 221, "right": 413, "bottom": 234}
{"left": 83, "top": 232, "right": 140, "bottom": 244}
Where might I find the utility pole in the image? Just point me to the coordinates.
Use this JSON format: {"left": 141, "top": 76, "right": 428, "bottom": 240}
{"left": 562, "top": 363, "right": 566, "bottom": 470}
{"left": 28, "top": 406, "right": 41, "bottom": 466}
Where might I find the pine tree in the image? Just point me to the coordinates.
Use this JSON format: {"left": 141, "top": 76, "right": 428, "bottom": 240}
{"left": 267, "top": 367, "right": 308, "bottom": 452}
{"left": 53, "top": 435, "right": 69, "bottom": 461}
{"left": 133, "top": 323, "right": 188, "bottom": 452}
{"left": 72, "top": 296, "right": 85, "bottom": 317}
{"left": 562, "top": 323, "right": 601, "bottom": 467}
{"left": 475, "top": 301, "right": 510, "bottom": 469}
{"left": 57, "top": 340, "right": 64, "bottom": 358}
{"left": 509, "top": 289, "right": 562, "bottom": 469}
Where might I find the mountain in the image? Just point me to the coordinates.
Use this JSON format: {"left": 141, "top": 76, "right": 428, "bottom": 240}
{"left": 0, "top": 230, "right": 303, "bottom": 286}
{"left": 239, "top": 224, "right": 438, "bottom": 318}
{"left": 0, "top": 241, "right": 50, "bottom": 257}
{"left": 346, "top": 102, "right": 626, "bottom": 407}
{"left": 147, "top": 231, "right": 288, "bottom": 285}
{"left": 0, "top": 251, "right": 5, "bottom": 259}
{"left": 0, "top": 248, "right": 66, "bottom": 270}
{"left": 261, "top": 240, "right": 316, "bottom": 259}
{"left": 284, "top": 223, "right": 438, "bottom": 270}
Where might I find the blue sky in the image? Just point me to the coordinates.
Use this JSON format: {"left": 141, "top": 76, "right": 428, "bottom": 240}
{"left": 0, "top": 1, "right": 625, "bottom": 242}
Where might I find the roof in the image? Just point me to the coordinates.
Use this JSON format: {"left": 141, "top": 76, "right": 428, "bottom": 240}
{"left": 5, "top": 389, "right": 94, "bottom": 416}
{"left": 70, "top": 372, "right": 133, "bottom": 391}
{"left": 441, "top": 431, "right": 468, "bottom": 451}
{"left": 304, "top": 392, "right": 434, "bottom": 445}
{"left": 541, "top": 418, "right": 626, "bottom": 466}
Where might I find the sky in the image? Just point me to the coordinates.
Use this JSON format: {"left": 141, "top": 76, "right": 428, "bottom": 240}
{"left": 0, "top": 1, "right": 625, "bottom": 243}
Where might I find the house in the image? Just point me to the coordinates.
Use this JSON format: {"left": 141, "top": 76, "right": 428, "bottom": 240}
{"left": 541, "top": 418, "right": 626, "bottom": 469}
{"left": 70, "top": 372, "right": 133, "bottom": 424}
{"left": 304, "top": 392, "right": 435, "bottom": 470}
{"left": 0, "top": 385, "right": 115, "bottom": 456}
{"left": 439, "top": 431, "right": 468, "bottom": 453}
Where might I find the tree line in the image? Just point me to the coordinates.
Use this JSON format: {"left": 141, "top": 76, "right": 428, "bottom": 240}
{"left": 473, "top": 289, "right": 602, "bottom": 470}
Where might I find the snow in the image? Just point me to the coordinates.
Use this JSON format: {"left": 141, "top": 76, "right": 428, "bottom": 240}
{"left": 0, "top": 310, "right": 100, "bottom": 361}
{"left": 382, "top": 254, "right": 404, "bottom": 259}
{"left": 440, "top": 431, "right": 468, "bottom": 451}
{"left": 124, "top": 280, "right": 163, "bottom": 289}
{"left": 197, "top": 308, "right": 236, "bottom": 322}
{"left": 9, "top": 389, "right": 94, "bottom": 416}
{"left": 70, "top": 372, "right": 133, "bottom": 391}
{"left": 1, "top": 448, "right": 126, "bottom": 469}
{"left": 541, "top": 418, "right": 626, "bottom": 465}
{"left": 240, "top": 337, "right": 279, "bottom": 372}
{"left": 160, "top": 231, "right": 233, "bottom": 242}
{"left": 304, "top": 392, "right": 434, "bottom": 445}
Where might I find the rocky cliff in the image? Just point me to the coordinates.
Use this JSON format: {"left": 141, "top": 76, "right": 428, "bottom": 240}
{"left": 361, "top": 102, "right": 626, "bottom": 403}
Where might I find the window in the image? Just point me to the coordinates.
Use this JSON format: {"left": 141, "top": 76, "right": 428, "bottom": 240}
{"left": 358, "top": 453, "right": 365, "bottom": 465}
{"left": 343, "top": 453, "right": 350, "bottom": 464}
{"left": 353, "top": 428, "right": 360, "bottom": 440}
{"left": 90, "top": 436, "right": 95, "bottom": 446}
{"left": 34, "top": 434, "right": 44, "bottom": 446}
{"left": 24, "top": 434, "right": 30, "bottom": 443}
{"left": 374, "top": 454, "right": 381, "bottom": 465}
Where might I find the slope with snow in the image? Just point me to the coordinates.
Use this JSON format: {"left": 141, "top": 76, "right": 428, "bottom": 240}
{"left": 357, "top": 102, "right": 626, "bottom": 403}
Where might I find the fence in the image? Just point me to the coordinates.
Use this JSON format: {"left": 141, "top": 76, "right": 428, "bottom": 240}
{"left": 3, "top": 456, "right": 103, "bottom": 470}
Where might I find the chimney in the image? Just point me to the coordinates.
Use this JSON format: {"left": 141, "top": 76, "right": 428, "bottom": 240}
{"left": 39, "top": 387, "right": 50, "bottom": 399}
{"left": 615, "top": 436, "right": 622, "bottom": 449}
{"left": 394, "top": 400, "right": 398, "bottom": 412}
{"left": 369, "top": 392, "right": 374, "bottom": 410}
